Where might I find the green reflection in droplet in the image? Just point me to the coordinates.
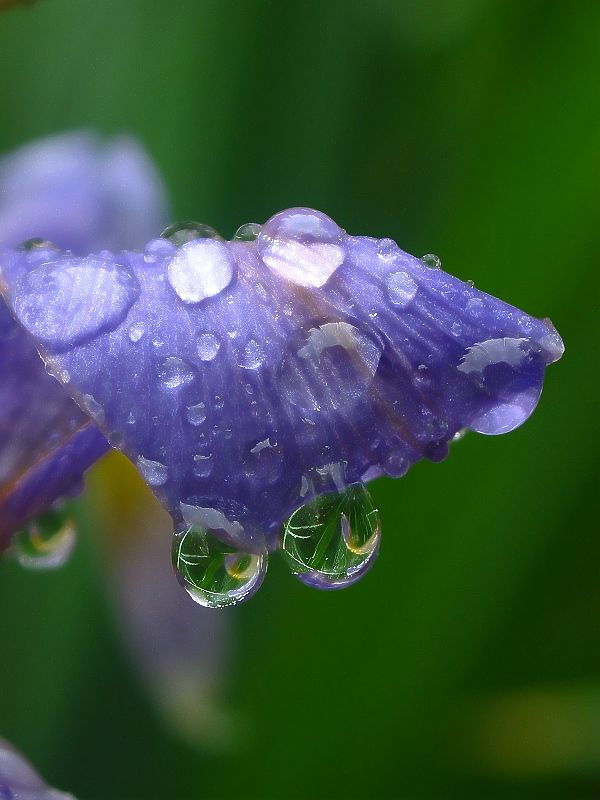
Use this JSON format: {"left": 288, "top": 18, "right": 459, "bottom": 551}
{"left": 281, "top": 483, "right": 380, "bottom": 589}
{"left": 12, "top": 504, "right": 77, "bottom": 570}
{"left": 232, "top": 222, "right": 261, "bottom": 242}
{"left": 160, "top": 221, "right": 222, "bottom": 246}
{"left": 172, "top": 524, "right": 267, "bottom": 608}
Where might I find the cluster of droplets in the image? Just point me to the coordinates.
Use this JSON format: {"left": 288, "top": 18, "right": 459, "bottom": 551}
{"left": 170, "top": 481, "right": 381, "bottom": 608}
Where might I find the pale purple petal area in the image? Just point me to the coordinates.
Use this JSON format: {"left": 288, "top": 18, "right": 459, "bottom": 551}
{"left": 0, "top": 131, "right": 167, "bottom": 253}
{"left": 0, "top": 208, "right": 564, "bottom": 551}
{"left": 0, "top": 738, "right": 75, "bottom": 799}
{"left": 0, "top": 131, "right": 169, "bottom": 549}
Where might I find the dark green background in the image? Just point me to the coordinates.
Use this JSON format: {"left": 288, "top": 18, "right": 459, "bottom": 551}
{"left": 0, "top": 1, "right": 597, "bottom": 798}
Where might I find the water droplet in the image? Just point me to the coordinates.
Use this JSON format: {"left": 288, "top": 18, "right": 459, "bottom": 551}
{"left": 281, "top": 322, "right": 382, "bottom": 411}
{"left": 196, "top": 332, "right": 221, "bottom": 361}
{"left": 12, "top": 256, "right": 140, "bottom": 351}
{"left": 186, "top": 402, "right": 207, "bottom": 426}
{"left": 257, "top": 207, "right": 346, "bottom": 288}
{"left": 421, "top": 253, "right": 441, "bottom": 269}
{"left": 466, "top": 279, "right": 475, "bottom": 288}
{"left": 12, "top": 504, "right": 76, "bottom": 570}
{"left": 192, "top": 453, "right": 213, "bottom": 477}
{"left": 386, "top": 271, "right": 418, "bottom": 307}
{"left": 377, "top": 238, "right": 399, "bottom": 261}
{"left": 157, "top": 356, "right": 196, "bottom": 389}
{"left": 17, "top": 237, "right": 58, "bottom": 252}
{"left": 281, "top": 483, "right": 380, "bottom": 589}
{"left": 452, "top": 429, "right": 468, "bottom": 442}
{"left": 214, "top": 395, "right": 224, "bottom": 410}
{"left": 233, "top": 222, "right": 262, "bottom": 241}
{"left": 238, "top": 339, "right": 265, "bottom": 370}
{"left": 167, "top": 240, "right": 234, "bottom": 304}
{"left": 136, "top": 455, "right": 168, "bottom": 486}
{"left": 128, "top": 322, "right": 145, "bottom": 342}
{"left": 466, "top": 297, "right": 483, "bottom": 314}
{"left": 160, "top": 221, "right": 222, "bottom": 246}
{"left": 172, "top": 524, "right": 267, "bottom": 608}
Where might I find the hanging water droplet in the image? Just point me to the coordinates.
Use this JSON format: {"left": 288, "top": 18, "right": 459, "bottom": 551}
{"left": 421, "top": 253, "right": 441, "bottom": 269}
{"left": 172, "top": 524, "right": 267, "bottom": 608}
{"left": 257, "top": 207, "right": 346, "bottom": 288}
{"left": 452, "top": 428, "right": 468, "bottom": 442}
{"left": 281, "top": 483, "right": 380, "bottom": 589}
{"left": 466, "top": 279, "right": 475, "bottom": 288}
{"left": 17, "top": 237, "right": 58, "bottom": 252}
{"left": 11, "top": 504, "right": 76, "bottom": 570}
{"left": 233, "top": 222, "right": 262, "bottom": 241}
{"left": 160, "top": 221, "right": 222, "bottom": 246}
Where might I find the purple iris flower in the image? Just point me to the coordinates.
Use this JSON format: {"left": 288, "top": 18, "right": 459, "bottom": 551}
{"left": 0, "top": 738, "right": 74, "bottom": 800}
{"left": 0, "top": 141, "right": 564, "bottom": 607}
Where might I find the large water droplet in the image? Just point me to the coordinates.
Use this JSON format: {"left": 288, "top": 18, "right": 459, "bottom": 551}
{"left": 172, "top": 524, "right": 267, "bottom": 608}
{"left": 233, "top": 222, "right": 262, "bottom": 241}
{"left": 421, "top": 253, "right": 441, "bottom": 269}
{"left": 167, "top": 240, "right": 234, "bottom": 304}
{"left": 12, "top": 256, "right": 140, "bottom": 352}
{"left": 281, "top": 483, "right": 380, "bottom": 589}
{"left": 160, "top": 221, "right": 222, "bottom": 246}
{"left": 11, "top": 504, "right": 76, "bottom": 570}
{"left": 157, "top": 356, "right": 196, "bottom": 389}
{"left": 257, "top": 207, "right": 346, "bottom": 288}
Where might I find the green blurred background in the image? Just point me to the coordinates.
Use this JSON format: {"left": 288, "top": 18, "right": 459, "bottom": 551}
{"left": 0, "top": 1, "right": 597, "bottom": 798}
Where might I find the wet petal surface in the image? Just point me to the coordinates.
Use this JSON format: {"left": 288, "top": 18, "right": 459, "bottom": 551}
{"left": 0, "top": 208, "right": 564, "bottom": 553}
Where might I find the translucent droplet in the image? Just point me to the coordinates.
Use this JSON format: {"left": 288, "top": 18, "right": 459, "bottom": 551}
{"left": 160, "top": 221, "right": 222, "bottom": 246}
{"left": 167, "top": 240, "right": 234, "bottom": 304}
{"left": 12, "top": 504, "right": 76, "bottom": 570}
{"left": 136, "top": 455, "right": 168, "bottom": 486}
{"left": 257, "top": 207, "right": 346, "bottom": 288}
{"left": 281, "top": 483, "right": 380, "bottom": 589}
{"left": 186, "top": 401, "right": 207, "bottom": 426}
{"left": 196, "top": 331, "right": 221, "bottom": 361}
{"left": 386, "top": 271, "right": 418, "bottom": 307}
{"left": 421, "top": 253, "right": 441, "bottom": 269}
{"left": 466, "top": 279, "right": 475, "bottom": 287}
{"left": 238, "top": 338, "right": 265, "bottom": 370}
{"left": 128, "top": 322, "right": 145, "bottom": 342}
{"left": 172, "top": 524, "right": 267, "bottom": 608}
{"left": 157, "top": 356, "right": 196, "bottom": 389}
{"left": 233, "top": 222, "right": 262, "bottom": 241}
{"left": 452, "top": 428, "right": 468, "bottom": 442}
{"left": 17, "top": 237, "right": 58, "bottom": 252}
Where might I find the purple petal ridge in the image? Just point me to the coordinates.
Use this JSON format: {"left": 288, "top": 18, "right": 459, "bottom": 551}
{"left": 0, "top": 208, "right": 564, "bottom": 551}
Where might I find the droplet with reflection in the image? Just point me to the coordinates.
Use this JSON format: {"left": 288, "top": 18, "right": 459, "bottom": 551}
{"left": 281, "top": 483, "right": 380, "bottom": 589}
{"left": 11, "top": 503, "right": 77, "bottom": 570}
{"left": 160, "top": 221, "right": 222, "bottom": 246}
{"left": 172, "top": 524, "right": 267, "bottom": 608}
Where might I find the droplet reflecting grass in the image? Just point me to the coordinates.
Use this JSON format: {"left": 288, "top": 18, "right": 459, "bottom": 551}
{"left": 160, "top": 221, "right": 222, "bottom": 246}
{"left": 172, "top": 524, "right": 267, "bottom": 608}
{"left": 281, "top": 483, "right": 380, "bottom": 589}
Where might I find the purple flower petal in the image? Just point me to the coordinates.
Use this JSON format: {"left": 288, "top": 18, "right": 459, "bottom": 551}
{"left": 0, "top": 208, "right": 564, "bottom": 551}
{"left": 0, "top": 738, "right": 75, "bottom": 799}
{"left": 0, "top": 132, "right": 169, "bottom": 549}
